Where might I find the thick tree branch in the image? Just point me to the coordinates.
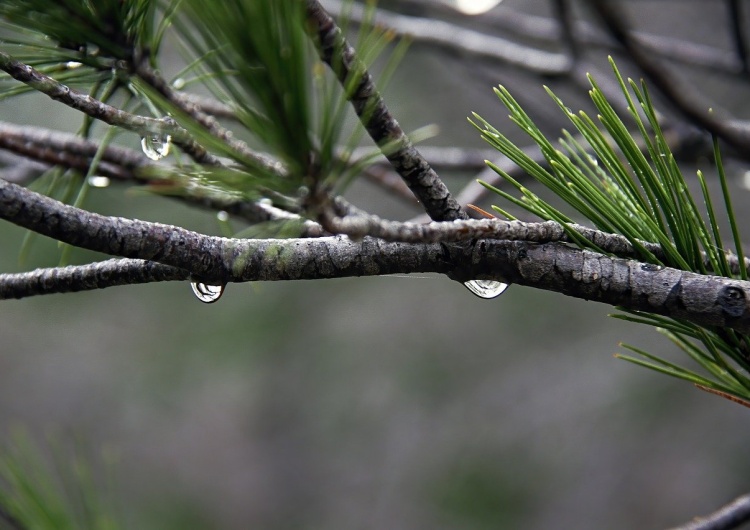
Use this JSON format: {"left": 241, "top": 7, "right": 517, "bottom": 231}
{"left": 669, "top": 493, "right": 750, "bottom": 530}
{"left": 305, "top": 0, "right": 467, "bottom": 222}
{"left": 2, "top": 178, "right": 750, "bottom": 337}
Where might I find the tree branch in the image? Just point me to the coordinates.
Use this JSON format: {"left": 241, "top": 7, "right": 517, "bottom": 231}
{"left": 323, "top": 0, "right": 571, "bottom": 75}
{"left": 305, "top": 0, "right": 467, "bottom": 222}
{"left": 590, "top": 0, "right": 750, "bottom": 159}
{"left": 0, "top": 259, "right": 188, "bottom": 299}
{"left": 0, "top": 52, "right": 223, "bottom": 166}
{"left": 669, "top": 493, "right": 750, "bottom": 530}
{"left": 0, "top": 121, "right": 323, "bottom": 231}
{"left": 133, "top": 63, "right": 286, "bottom": 175}
{"left": 2, "top": 178, "right": 750, "bottom": 337}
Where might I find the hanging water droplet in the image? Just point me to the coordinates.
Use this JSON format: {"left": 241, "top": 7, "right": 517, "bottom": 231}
{"left": 216, "top": 210, "right": 229, "bottom": 222}
{"left": 442, "top": 0, "right": 503, "bottom": 15}
{"left": 140, "top": 132, "right": 172, "bottom": 161}
{"left": 87, "top": 175, "right": 110, "bottom": 188}
{"left": 464, "top": 280, "right": 509, "bottom": 299}
{"left": 191, "top": 282, "right": 225, "bottom": 303}
{"left": 172, "top": 77, "right": 186, "bottom": 90}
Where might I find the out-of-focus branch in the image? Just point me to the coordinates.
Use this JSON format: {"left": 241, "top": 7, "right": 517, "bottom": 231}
{"left": 305, "top": 0, "right": 468, "bottom": 222}
{"left": 0, "top": 151, "right": 49, "bottom": 184}
{"left": 729, "top": 0, "right": 749, "bottom": 75}
{"left": 668, "top": 493, "right": 750, "bottom": 530}
{"left": 590, "top": 1, "right": 750, "bottom": 159}
{"left": 322, "top": 0, "right": 571, "bottom": 75}
{"left": 0, "top": 121, "right": 324, "bottom": 232}
{"left": 329, "top": 1, "right": 741, "bottom": 76}
{"left": 0, "top": 121, "right": 145, "bottom": 180}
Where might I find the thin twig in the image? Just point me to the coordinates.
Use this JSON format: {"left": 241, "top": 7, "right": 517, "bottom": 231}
{"left": 0, "top": 52, "right": 222, "bottom": 166}
{"left": 0, "top": 121, "right": 322, "bottom": 230}
{"left": 552, "top": 0, "right": 578, "bottom": 61}
{"left": 729, "top": 0, "right": 749, "bottom": 75}
{"left": 668, "top": 493, "right": 750, "bottom": 530}
{"left": 590, "top": 0, "right": 750, "bottom": 159}
{"left": 0, "top": 121, "right": 145, "bottom": 180}
{"left": 134, "top": 63, "right": 285, "bottom": 175}
{"left": 305, "top": 0, "right": 468, "bottom": 222}
{"left": 0, "top": 259, "right": 188, "bottom": 299}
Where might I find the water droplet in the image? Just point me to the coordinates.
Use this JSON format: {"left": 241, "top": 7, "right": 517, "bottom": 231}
{"left": 65, "top": 61, "right": 83, "bottom": 69}
{"left": 742, "top": 171, "right": 750, "bottom": 191}
{"left": 464, "top": 280, "right": 509, "bottom": 299}
{"left": 216, "top": 210, "right": 229, "bottom": 222}
{"left": 191, "top": 282, "right": 225, "bottom": 303}
{"left": 87, "top": 175, "right": 110, "bottom": 188}
{"left": 141, "top": 132, "right": 172, "bottom": 161}
{"left": 172, "top": 77, "right": 186, "bottom": 90}
{"left": 442, "top": 0, "right": 502, "bottom": 14}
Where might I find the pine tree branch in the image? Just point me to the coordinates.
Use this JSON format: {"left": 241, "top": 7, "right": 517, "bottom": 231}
{"left": 321, "top": 201, "right": 750, "bottom": 274}
{"left": 333, "top": 1, "right": 740, "bottom": 76}
{"left": 728, "top": 0, "right": 749, "bottom": 75}
{"left": 0, "top": 259, "right": 188, "bottom": 299}
{"left": 0, "top": 120, "right": 145, "bottom": 180}
{"left": 668, "top": 493, "right": 750, "bottom": 530}
{"left": 322, "top": 0, "right": 571, "bottom": 75}
{"left": 133, "top": 63, "right": 286, "bottom": 176}
{"left": 590, "top": 0, "right": 750, "bottom": 159}
{"left": 2, "top": 177, "right": 750, "bottom": 336}
{"left": 0, "top": 52, "right": 223, "bottom": 166}
{"left": 0, "top": 121, "right": 323, "bottom": 230}
{"left": 305, "top": 0, "right": 468, "bottom": 222}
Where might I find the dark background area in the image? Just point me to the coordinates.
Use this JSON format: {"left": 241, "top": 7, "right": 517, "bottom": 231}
{"left": 2, "top": 1, "right": 750, "bottom": 528}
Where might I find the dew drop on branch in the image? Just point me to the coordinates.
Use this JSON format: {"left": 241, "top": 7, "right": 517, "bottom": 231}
{"left": 87, "top": 175, "right": 110, "bottom": 188}
{"left": 141, "top": 132, "right": 172, "bottom": 161}
{"left": 464, "top": 280, "right": 509, "bottom": 299}
{"left": 191, "top": 282, "right": 225, "bottom": 303}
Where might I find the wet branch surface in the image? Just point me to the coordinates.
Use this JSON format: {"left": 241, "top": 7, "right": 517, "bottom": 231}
{"left": 2, "top": 178, "right": 750, "bottom": 337}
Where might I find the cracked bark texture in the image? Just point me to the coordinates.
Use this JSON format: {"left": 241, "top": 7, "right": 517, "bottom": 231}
{"left": 2, "top": 178, "right": 749, "bottom": 335}
{"left": 305, "top": 0, "right": 467, "bottom": 222}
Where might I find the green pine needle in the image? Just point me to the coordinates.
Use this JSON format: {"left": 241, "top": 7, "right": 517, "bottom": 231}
{"left": 472, "top": 58, "right": 750, "bottom": 405}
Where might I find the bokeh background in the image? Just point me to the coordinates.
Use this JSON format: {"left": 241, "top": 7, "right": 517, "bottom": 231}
{"left": 2, "top": 1, "right": 750, "bottom": 529}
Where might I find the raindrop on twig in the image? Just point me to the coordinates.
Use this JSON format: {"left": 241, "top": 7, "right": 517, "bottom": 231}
{"left": 87, "top": 175, "right": 110, "bottom": 188}
{"left": 464, "top": 280, "right": 509, "bottom": 299}
{"left": 141, "top": 132, "right": 172, "bottom": 161}
{"left": 191, "top": 282, "right": 225, "bottom": 304}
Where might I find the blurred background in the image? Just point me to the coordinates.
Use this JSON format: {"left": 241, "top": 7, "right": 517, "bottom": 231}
{"left": 2, "top": 0, "right": 750, "bottom": 529}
